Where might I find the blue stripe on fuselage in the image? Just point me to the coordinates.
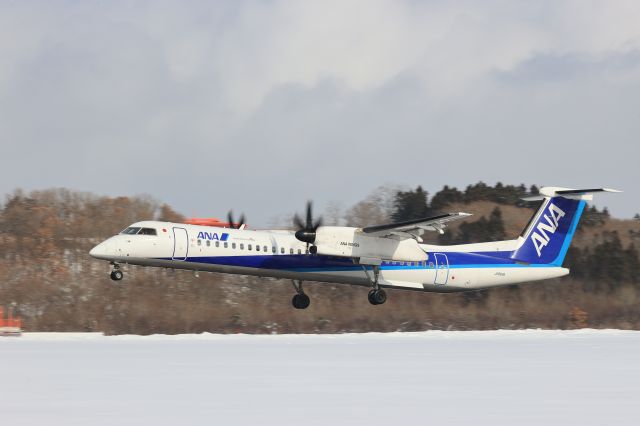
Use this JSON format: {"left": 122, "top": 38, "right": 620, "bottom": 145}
{"left": 155, "top": 248, "right": 558, "bottom": 273}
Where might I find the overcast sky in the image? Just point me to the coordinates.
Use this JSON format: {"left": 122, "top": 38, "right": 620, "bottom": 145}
{"left": 1, "top": 1, "right": 639, "bottom": 226}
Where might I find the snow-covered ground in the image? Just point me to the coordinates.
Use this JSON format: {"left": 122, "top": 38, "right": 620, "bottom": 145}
{"left": 2, "top": 330, "right": 639, "bottom": 425}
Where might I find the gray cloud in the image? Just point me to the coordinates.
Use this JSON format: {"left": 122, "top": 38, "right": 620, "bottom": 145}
{"left": 1, "top": 1, "right": 639, "bottom": 225}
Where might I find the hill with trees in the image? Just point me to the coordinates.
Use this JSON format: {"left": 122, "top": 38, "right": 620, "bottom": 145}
{"left": 0, "top": 183, "right": 638, "bottom": 334}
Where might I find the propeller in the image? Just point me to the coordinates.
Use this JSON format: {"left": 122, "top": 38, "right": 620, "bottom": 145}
{"left": 294, "top": 201, "right": 323, "bottom": 249}
{"left": 227, "top": 210, "right": 246, "bottom": 229}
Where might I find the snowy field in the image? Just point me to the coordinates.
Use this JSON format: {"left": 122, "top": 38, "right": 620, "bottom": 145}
{"left": 2, "top": 330, "right": 639, "bottom": 425}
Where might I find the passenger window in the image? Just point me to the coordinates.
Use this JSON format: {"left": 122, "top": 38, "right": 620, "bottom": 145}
{"left": 248, "top": 244, "right": 252, "bottom": 250}
{"left": 280, "top": 247, "right": 285, "bottom": 254}
{"left": 272, "top": 246, "right": 276, "bottom": 253}
{"left": 224, "top": 242, "right": 228, "bottom": 248}
{"left": 197, "top": 240, "right": 202, "bottom": 246}
{"left": 232, "top": 243, "right": 237, "bottom": 249}
{"left": 297, "top": 249, "right": 302, "bottom": 255}
{"left": 290, "top": 248, "right": 294, "bottom": 255}
{"left": 256, "top": 245, "right": 260, "bottom": 252}
{"left": 206, "top": 240, "right": 210, "bottom": 247}
{"left": 215, "top": 241, "right": 220, "bottom": 248}
{"left": 264, "top": 246, "right": 268, "bottom": 252}
{"left": 239, "top": 243, "right": 243, "bottom": 250}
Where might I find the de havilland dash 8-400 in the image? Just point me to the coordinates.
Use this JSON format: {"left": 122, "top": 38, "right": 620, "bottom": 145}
{"left": 90, "top": 187, "right": 619, "bottom": 309}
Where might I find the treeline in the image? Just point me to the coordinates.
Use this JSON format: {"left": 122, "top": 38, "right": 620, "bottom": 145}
{"left": 393, "top": 182, "right": 535, "bottom": 218}
{"left": 391, "top": 182, "right": 609, "bottom": 226}
{"left": 566, "top": 232, "right": 640, "bottom": 291}
{"left": 384, "top": 182, "right": 613, "bottom": 243}
{"left": 0, "top": 184, "right": 638, "bottom": 334}
{"left": 0, "top": 188, "right": 184, "bottom": 243}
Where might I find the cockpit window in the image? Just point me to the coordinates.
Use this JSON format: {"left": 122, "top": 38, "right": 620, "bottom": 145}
{"left": 121, "top": 227, "right": 141, "bottom": 235}
{"left": 120, "top": 227, "right": 157, "bottom": 235}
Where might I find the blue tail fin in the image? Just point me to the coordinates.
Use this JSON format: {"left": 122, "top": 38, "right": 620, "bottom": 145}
{"left": 512, "top": 195, "right": 586, "bottom": 266}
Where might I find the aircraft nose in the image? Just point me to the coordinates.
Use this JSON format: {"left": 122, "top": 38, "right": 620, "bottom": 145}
{"left": 90, "top": 240, "right": 112, "bottom": 259}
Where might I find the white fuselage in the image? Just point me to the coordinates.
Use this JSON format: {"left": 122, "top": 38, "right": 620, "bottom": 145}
{"left": 90, "top": 221, "right": 569, "bottom": 293}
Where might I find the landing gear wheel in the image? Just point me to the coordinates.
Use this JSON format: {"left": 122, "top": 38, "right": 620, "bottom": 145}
{"left": 368, "top": 289, "right": 387, "bottom": 305}
{"left": 361, "top": 264, "right": 386, "bottom": 305}
{"left": 110, "top": 269, "right": 123, "bottom": 281}
{"left": 292, "top": 293, "right": 310, "bottom": 309}
{"left": 374, "top": 289, "right": 387, "bottom": 305}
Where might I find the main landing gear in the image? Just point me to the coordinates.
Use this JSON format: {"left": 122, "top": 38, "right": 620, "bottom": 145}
{"left": 291, "top": 279, "right": 310, "bottom": 309}
{"left": 362, "top": 265, "right": 387, "bottom": 306}
{"left": 368, "top": 289, "right": 387, "bottom": 305}
{"left": 110, "top": 263, "right": 123, "bottom": 281}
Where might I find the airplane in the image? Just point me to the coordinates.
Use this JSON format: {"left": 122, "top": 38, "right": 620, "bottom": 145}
{"left": 89, "top": 187, "right": 620, "bottom": 309}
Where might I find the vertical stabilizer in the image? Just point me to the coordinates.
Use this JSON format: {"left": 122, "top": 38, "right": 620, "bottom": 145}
{"left": 512, "top": 187, "right": 620, "bottom": 266}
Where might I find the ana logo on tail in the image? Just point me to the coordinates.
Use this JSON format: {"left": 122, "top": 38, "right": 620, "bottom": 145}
{"left": 531, "top": 203, "right": 566, "bottom": 257}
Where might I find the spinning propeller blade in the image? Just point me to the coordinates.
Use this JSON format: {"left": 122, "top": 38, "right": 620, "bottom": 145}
{"left": 294, "top": 201, "right": 322, "bottom": 248}
{"left": 227, "top": 211, "right": 246, "bottom": 229}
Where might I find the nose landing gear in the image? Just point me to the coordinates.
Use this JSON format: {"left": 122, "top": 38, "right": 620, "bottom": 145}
{"left": 110, "top": 263, "right": 123, "bottom": 281}
{"left": 110, "top": 270, "right": 123, "bottom": 281}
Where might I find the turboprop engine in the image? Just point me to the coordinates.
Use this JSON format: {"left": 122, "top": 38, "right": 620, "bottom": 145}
{"left": 308, "top": 226, "right": 427, "bottom": 262}
{"left": 293, "top": 201, "right": 426, "bottom": 263}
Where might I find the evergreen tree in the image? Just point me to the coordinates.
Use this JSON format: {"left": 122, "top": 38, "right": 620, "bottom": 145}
{"left": 564, "top": 246, "right": 585, "bottom": 279}
{"left": 487, "top": 207, "right": 506, "bottom": 241}
{"left": 441, "top": 208, "right": 505, "bottom": 244}
{"left": 391, "top": 186, "right": 430, "bottom": 222}
{"left": 624, "top": 243, "right": 640, "bottom": 284}
{"left": 430, "top": 185, "right": 463, "bottom": 212}
{"left": 456, "top": 217, "right": 490, "bottom": 243}
{"left": 582, "top": 206, "right": 608, "bottom": 227}
{"left": 529, "top": 184, "right": 540, "bottom": 195}
{"left": 586, "top": 232, "right": 625, "bottom": 292}
{"left": 463, "top": 182, "right": 491, "bottom": 202}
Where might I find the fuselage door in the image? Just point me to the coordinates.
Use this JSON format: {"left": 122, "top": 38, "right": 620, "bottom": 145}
{"left": 172, "top": 227, "right": 188, "bottom": 261}
{"left": 434, "top": 253, "right": 449, "bottom": 285}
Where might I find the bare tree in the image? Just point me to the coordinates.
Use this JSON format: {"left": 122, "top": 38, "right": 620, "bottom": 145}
{"left": 344, "top": 184, "right": 402, "bottom": 227}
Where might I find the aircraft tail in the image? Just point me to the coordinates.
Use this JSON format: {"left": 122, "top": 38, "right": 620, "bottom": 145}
{"left": 511, "top": 187, "right": 620, "bottom": 266}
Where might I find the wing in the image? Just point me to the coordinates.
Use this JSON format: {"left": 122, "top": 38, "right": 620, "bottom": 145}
{"left": 361, "top": 212, "right": 472, "bottom": 241}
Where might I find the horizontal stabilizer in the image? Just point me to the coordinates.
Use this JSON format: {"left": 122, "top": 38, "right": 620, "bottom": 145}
{"left": 514, "top": 185, "right": 621, "bottom": 265}
{"left": 521, "top": 187, "right": 621, "bottom": 201}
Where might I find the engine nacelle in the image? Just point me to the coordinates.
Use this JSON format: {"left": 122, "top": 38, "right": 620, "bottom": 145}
{"left": 313, "top": 226, "right": 427, "bottom": 262}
